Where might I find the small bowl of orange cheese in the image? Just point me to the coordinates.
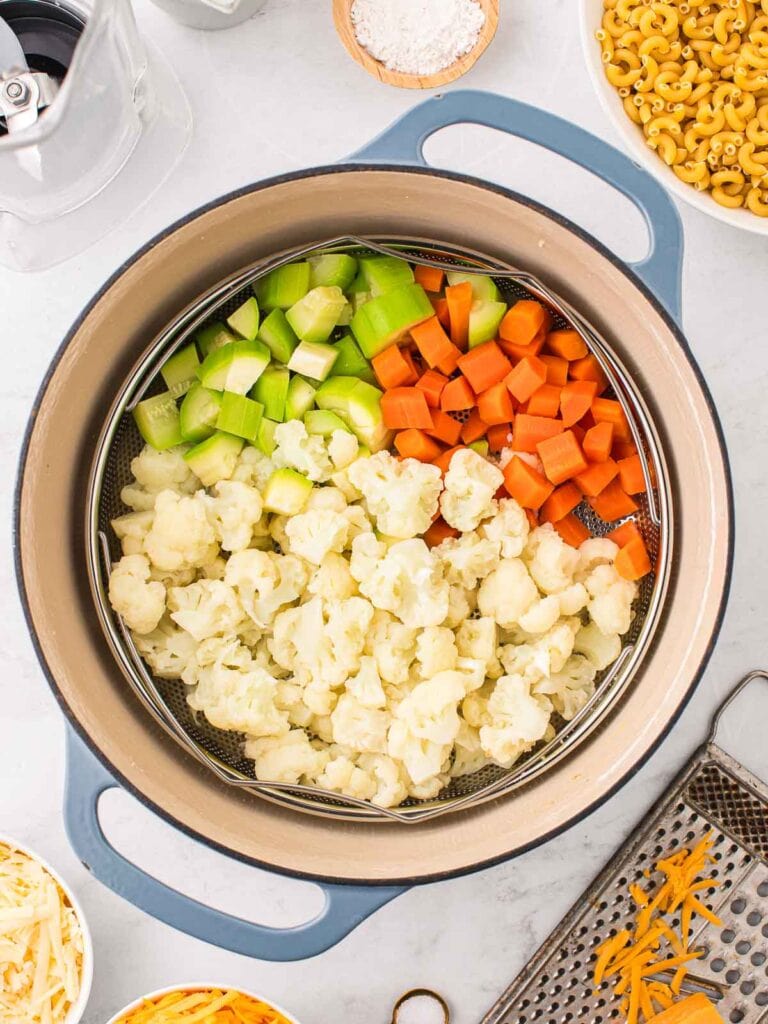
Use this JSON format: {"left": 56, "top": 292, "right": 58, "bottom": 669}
{"left": 106, "top": 986, "right": 301, "bottom": 1024}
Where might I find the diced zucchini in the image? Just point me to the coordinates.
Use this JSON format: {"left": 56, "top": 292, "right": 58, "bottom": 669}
{"left": 331, "top": 333, "right": 375, "bottom": 383}
{"left": 308, "top": 253, "right": 358, "bottom": 290}
{"left": 447, "top": 271, "right": 501, "bottom": 302}
{"left": 133, "top": 392, "right": 183, "bottom": 451}
{"left": 304, "top": 409, "right": 352, "bottom": 436}
{"left": 468, "top": 299, "right": 508, "bottom": 348}
{"left": 287, "top": 340, "right": 339, "bottom": 382}
{"left": 286, "top": 286, "right": 347, "bottom": 343}
{"left": 179, "top": 383, "right": 223, "bottom": 443}
{"left": 336, "top": 302, "right": 353, "bottom": 326}
{"left": 314, "top": 375, "right": 390, "bottom": 451}
{"left": 255, "top": 262, "right": 311, "bottom": 311}
{"left": 216, "top": 391, "right": 264, "bottom": 443}
{"left": 469, "top": 439, "right": 489, "bottom": 456}
{"left": 351, "top": 291, "right": 372, "bottom": 313}
{"left": 284, "top": 375, "right": 316, "bottom": 420}
{"left": 263, "top": 467, "right": 313, "bottom": 515}
{"left": 258, "top": 308, "right": 299, "bottom": 364}
{"left": 160, "top": 343, "right": 200, "bottom": 399}
{"left": 350, "top": 283, "right": 434, "bottom": 359}
{"left": 252, "top": 365, "right": 290, "bottom": 421}
{"left": 359, "top": 255, "right": 414, "bottom": 296}
{"left": 184, "top": 431, "right": 243, "bottom": 486}
{"left": 196, "top": 322, "right": 238, "bottom": 358}
{"left": 255, "top": 417, "right": 278, "bottom": 456}
{"left": 227, "top": 296, "right": 260, "bottom": 340}
{"left": 347, "top": 270, "right": 369, "bottom": 294}
{"left": 198, "top": 339, "right": 271, "bottom": 394}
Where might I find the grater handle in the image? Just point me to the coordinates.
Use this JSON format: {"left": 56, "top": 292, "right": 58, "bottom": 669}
{"left": 349, "top": 90, "right": 684, "bottom": 322}
{"left": 63, "top": 729, "right": 406, "bottom": 961}
{"left": 708, "top": 669, "right": 768, "bottom": 746}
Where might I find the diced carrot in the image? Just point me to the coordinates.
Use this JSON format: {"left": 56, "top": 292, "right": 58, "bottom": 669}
{"left": 527, "top": 383, "right": 562, "bottom": 418}
{"left": 427, "top": 408, "right": 463, "bottom": 446}
{"left": 497, "top": 331, "right": 546, "bottom": 361}
{"left": 433, "top": 445, "right": 464, "bottom": 474}
{"left": 570, "top": 353, "right": 609, "bottom": 393}
{"left": 457, "top": 341, "right": 512, "bottom": 393}
{"left": 615, "top": 536, "right": 652, "bottom": 581}
{"left": 432, "top": 296, "right": 451, "bottom": 329}
{"left": 525, "top": 509, "right": 539, "bottom": 530}
{"left": 461, "top": 409, "right": 488, "bottom": 444}
{"left": 554, "top": 513, "right": 590, "bottom": 547}
{"left": 583, "top": 422, "right": 614, "bottom": 463}
{"left": 499, "top": 299, "right": 551, "bottom": 345}
{"left": 592, "top": 397, "right": 632, "bottom": 444}
{"left": 546, "top": 328, "right": 588, "bottom": 361}
{"left": 503, "top": 455, "right": 554, "bottom": 510}
{"left": 413, "top": 264, "right": 445, "bottom": 293}
{"left": 541, "top": 482, "right": 582, "bottom": 524}
{"left": 487, "top": 422, "right": 513, "bottom": 452}
{"left": 415, "top": 368, "right": 449, "bottom": 409}
{"left": 478, "top": 381, "right": 515, "bottom": 425}
{"left": 436, "top": 343, "right": 461, "bottom": 375}
{"left": 423, "top": 517, "right": 460, "bottom": 548}
{"left": 574, "top": 458, "right": 619, "bottom": 497}
{"left": 445, "top": 281, "right": 473, "bottom": 350}
{"left": 539, "top": 354, "right": 569, "bottom": 386}
{"left": 512, "top": 413, "right": 564, "bottom": 453}
{"left": 394, "top": 428, "right": 444, "bottom": 462}
{"left": 612, "top": 440, "right": 638, "bottom": 460}
{"left": 589, "top": 478, "right": 639, "bottom": 521}
{"left": 608, "top": 520, "right": 643, "bottom": 547}
{"left": 571, "top": 423, "right": 586, "bottom": 445}
{"left": 372, "top": 345, "right": 417, "bottom": 389}
{"left": 579, "top": 409, "right": 596, "bottom": 432}
{"left": 410, "top": 316, "right": 458, "bottom": 369}
{"left": 618, "top": 454, "right": 645, "bottom": 495}
{"left": 440, "top": 375, "right": 476, "bottom": 412}
{"left": 401, "top": 346, "right": 421, "bottom": 379}
{"left": 537, "top": 429, "right": 589, "bottom": 485}
{"left": 505, "top": 355, "right": 548, "bottom": 404}
{"left": 381, "top": 387, "right": 434, "bottom": 429}
{"left": 560, "top": 380, "right": 599, "bottom": 428}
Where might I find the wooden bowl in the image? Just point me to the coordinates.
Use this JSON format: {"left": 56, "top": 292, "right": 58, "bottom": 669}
{"left": 332, "top": 0, "right": 498, "bottom": 89}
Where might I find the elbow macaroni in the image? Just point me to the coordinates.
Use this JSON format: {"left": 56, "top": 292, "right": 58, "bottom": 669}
{"left": 597, "top": 0, "right": 768, "bottom": 217}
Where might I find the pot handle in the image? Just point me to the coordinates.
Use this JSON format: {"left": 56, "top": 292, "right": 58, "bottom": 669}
{"left": 349, "top": 90, "right": 683, "bottom": 322}
{"left": 63, "top": 730, "right": 405, "bottom": 961}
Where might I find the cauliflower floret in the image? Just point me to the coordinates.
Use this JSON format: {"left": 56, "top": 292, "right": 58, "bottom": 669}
{"left": 275, "top": 681, "right": 314, "bottom": 729}
{"left": 231, "top": 445, "right": 276, "bottom": 491}
{"left": 356, "top": 538, "right": 449, "bottom": 628}
{"left": 518, "top": 595, "right": 563, "bottom": 635}
{"left": 440, "top": 449, "right": 503, "bottom": 532}
{"left": 304, "top": 486, "right": 347, "bottom": 513}
{"left": 558, "top": 582, "right": 589, "bottom": 616}
{"left": 387, "top": 719, "right": 450, "bottom": 786}
{"left": 204, "top": 480, "right": 264, "bottom": 553}
{"left": 574, "top": 621, "right": 623, "bottom": 670}
{"left": 436, "top": 531, "right": 500, "bottom": 588}
{"left": 364, "top": 610, "right": 418, "bottom": 684}
{"left": 108, "top": 554, "right": 166, "bottom": 634}
{"left": 477, "top": 558, "right": 539, "bottom": 629}
{"left": 346, "top": 655, "right": 387, "bottom": 708}
{"left": 331, "top": 694, "right": 390, "bottom": 754}
{"left": 224, "top": 549, "right": 308, "bottom": 627}
{"left": 167, "top": 579, "right": 246, "bottom": 642}
{"left": 347, "top": 450, "right": 442, "bottom": 539}
{"left": 479, "top": 498, "right": 530, "bottom": 558}
{"left": 272, "top": 420, "right": 332, "bottom": 482}
{"left": 456, "top": 656, "right": 487, "bottom": 692}
{"left": 307, "top": 552, "right": 358, "bottom": 601}
{"left": 284, "top": 507, "right": 350, "bottom": 565}
{"left": 349, "top": 532, "right": 386, "bottom": 581}
{"left": 134, "top": 617, "right": 201, "bottom": 684}
{"left": 407, "top": 772, "right": 450, "bottom": 801}
{"left": 534, "top": 654, "right": 597, "bottom": 720}
{"left": 313, "top": 753, "right": 377, "bottom": 801}
{"left": 323, "top": 596, "right": 376, "bottom": 684}
{"left": 500, "top": 618, "right": 579, "bottom": 681}
{"left": 576, "top": 537, "right": 620, "bottom": 579}
{"left": 462, "top": 682, "right": 493, "bottom": 728}
{"left": 451, "top": 720, "right": 489, "bottom": 777}
{"left": 524, "top": 524, "right": 580, "bottom": 594}
{"left": 144, "top": 490, "right": 219, "bottom": 573}
{"left": 341, "top": 504, "right": 372, "bottom": 546}
{"left": 395, "top": 671, "right": 465, "bottom": 745}
{"left": 442, "top": 583, "right": 476, "bottom": 629}
{"left": 188, "top": 654, "right": 289, "bottom": 737}
{"left": 479, "top": 674, "right": 553, "bottom": 768}
{"left": 455, "top": 617, "right": 501, "bottom": 678}
{"left": 120, "top": 445, "right": 198, "bottom": 511}
{"left": 356, "top": 753, "right": 408, "bottom": 808}
{"left": 328, "top": 429, "right": 359, "bottom": 470}
{"left": 330, "top": 466, "right": 363, "bottom": 502}
{"left": 246, "top": 729, "right": 328, "bottom": 784}
{"left": 415, "top": 626, "right": 458, "bottom": 678}
{"left": 584, "top": 563, "right": 637, "bottom": 636}
{"left": 111, "top": 510, "right": 154, "bottom": 556}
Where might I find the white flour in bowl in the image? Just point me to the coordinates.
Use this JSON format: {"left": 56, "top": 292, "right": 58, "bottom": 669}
{"left": 351, "top": 0, "right": 486, "bottom": 77}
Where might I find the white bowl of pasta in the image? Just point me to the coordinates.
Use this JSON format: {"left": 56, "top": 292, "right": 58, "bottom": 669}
{"left": 580, "top": 0, "right": 768, "bottom": 233}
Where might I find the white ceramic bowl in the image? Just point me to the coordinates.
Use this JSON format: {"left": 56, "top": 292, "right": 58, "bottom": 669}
{"left": 579, "top": 0, "right": 768, "bottom": 235}
{"left": 0, "top": 834, "right": 93, "bottom": 1024}
{"left": 105, "top": 984, "right": 301, "bottom": 1024}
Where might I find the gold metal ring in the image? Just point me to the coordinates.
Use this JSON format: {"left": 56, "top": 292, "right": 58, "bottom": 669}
{"left": 390, "top": 989, "right": 450, "bottom": 1023}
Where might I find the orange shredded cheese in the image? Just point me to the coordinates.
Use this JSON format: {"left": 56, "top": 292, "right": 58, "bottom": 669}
{"left": 116, "top": 989, "right": 294, "bottom": 1024}
{"left": 592, "top": 833, "right": 722, "bottom": 1023}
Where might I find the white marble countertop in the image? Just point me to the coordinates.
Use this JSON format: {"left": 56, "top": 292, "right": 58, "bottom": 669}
{"left": 2, "top": 1, "right": 768, "bottom": 1022}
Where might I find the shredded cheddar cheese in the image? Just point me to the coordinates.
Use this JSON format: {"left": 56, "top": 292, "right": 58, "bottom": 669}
{"left": 116, "top": 989, "right": 295, "bottom": 1024}
{"left": 593, "top": 833, "right": 722, "bottom": 1024}
{"left": 0, "top": 842, "right": 83, "bottom": 1024}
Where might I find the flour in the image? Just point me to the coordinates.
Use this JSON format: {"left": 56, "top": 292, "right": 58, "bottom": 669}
{"left": 351, "top": 0, "right": 486, "bottom": 77}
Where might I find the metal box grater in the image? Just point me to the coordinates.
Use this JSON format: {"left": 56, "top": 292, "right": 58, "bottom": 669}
{"left": 481, "top": 671, "right": 768, "bottom": 1024}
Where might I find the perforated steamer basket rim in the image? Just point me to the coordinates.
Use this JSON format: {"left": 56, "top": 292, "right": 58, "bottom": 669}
{"left": 86, "top": 235, "right": 672, "bottom": 825}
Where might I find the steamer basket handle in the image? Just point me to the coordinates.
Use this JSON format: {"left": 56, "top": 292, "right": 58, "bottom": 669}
{"left": 64, "top": 730, "right": 405, "bottom": 961}
{"left": 349, "top": 90, "right": 683, "bottom": 322}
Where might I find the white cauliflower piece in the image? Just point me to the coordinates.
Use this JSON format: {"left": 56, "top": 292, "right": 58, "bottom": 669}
{"left": 246, "top": 729, "right": 328, "bottom": 784}
{"left": 167, "top": 579, "right": 246, "bottom": 642}
{"left": 346, "top": 656, "right": 387, "bottom": 708}
{"left": 518, "top": 595, "right": 563, "bottom": 635}
{"left": 558, "top": 582, "right": 589, "bottom": 616}
{"left": 455, "top": 617, "right": 501, "bottom": 678}
{"left": 121, "top": 445, "right": 197, "bottom": 511}
{"left": 365, "top": 610, "right": 418, "bottom": 684}
{"left": 456, "top": 656, "right": 487, "bottom": 692}
{"left": 307, "top": 552, "right": 358, "bottom": 601}
{"left": 462, "top": 683, "right": 493, "bottom": 728}
{"left": 524, "top": 524, "right": 580, "bottom": 594}
{"left": 477, "top": 558, "right": 539, "bottom": 629}
{"left": 284, "top": 507, "right": 349, "bottom": 565}
{"left": 440, "top": 449, "right": 503, "bottom": 532}
{"left": 144, "top": 490, "right": 219, "bottom": 573}
{"left": 584, "top": 563, "right": 637, "bottom": 636}
{"left": 479, "top": 498, "right": 530, "bottom": 558}
{"left": 396, "top": 671, "right": 465, "bottom": 745}
{"left": 356, "top": 538, "right": 449, "bottom": 628}
{"left": 535, "top": 654, "right": 597, "bottom": 720}
{"left": 436, "top": 531, "right": 500, "bottom": 588}
{"left": 204, "top": 480, "right": 264, "bottom": 553}
{"left": 111, "top": 510, "right": 154, "bottom": 556}
{"left": 330, "top": 466, "right": 363, "bottom": 502}
{"left": 275, "top": 681, "right": 314, "bottom": 729}
{"left": 305, "top": 486, "right": 347, "bottom": 513}
{"left": 328, "top": 429, "right": 359, "bottom": 470}
{"left": 451, "top": 719, "right": 489, "bottom": 777}
{"left": 231, "top": 444, "right": 276, "bottom": 491}
{"left": 341, "top": 504, "right": 372, "bottom": 546}
{"left": 313, "top": 753, "right": 377, "bottom": 802}
{"left": 347, "top": 450, "right": 442, "bottom": 539}
{"left": 356, "top": 753, "right": 408, "bottom": 808}
{"left": 442, "top": 583, "right": 476, "bottom": 629}
{"left": 323, "top": 596, "right": 376, "bottom": 684}
{"left": 272, "top": 420, "right": 332, "bottom": 482}
{"left": 576, "top": 537, "right": 620, "bottom": 579}
{"left": 224, "top": 549, "right": 308, "bottom": 627}
{"left": 188, "top": 655, "right": 288, "bottom": 737}
{"left": 574, "top": 621, "right": 623, "bottom": 670}
{"left": 387, "top": 719, "right": 450, "bottom": 786}
{"left": 415, "top": 626, "right": 458, "bottom": 678}
{"left": 479, "top": 674, "right": 553, "bottom": 767}
{"left": 268, "top": 514, "right": 290, "bottom": 551}
{"left": 134, "top": 617, "right": 201, "bottom": 684}
{"left": 108, "top": 554, "right": 166, "bottom": 635}
{"left": 349, "top": 532, "right": 386, "bottom": 582}
{"left": 407, "top": 772, "right": 450, "bottom": 800}
{"left": 331, "top": 694, "right": 390, "bottom": 754}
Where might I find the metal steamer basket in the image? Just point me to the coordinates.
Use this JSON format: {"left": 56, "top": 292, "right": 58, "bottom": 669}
{"left": 88, "top": 236, "right": 670, "bottom": 825}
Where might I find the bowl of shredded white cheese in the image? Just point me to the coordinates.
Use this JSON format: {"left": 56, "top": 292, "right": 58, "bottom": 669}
{"left": 333, "top": 0, "right": 498, "bottom": 89}
{"left": 0, "top": 837, "right": 92, "bottom": 1024}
